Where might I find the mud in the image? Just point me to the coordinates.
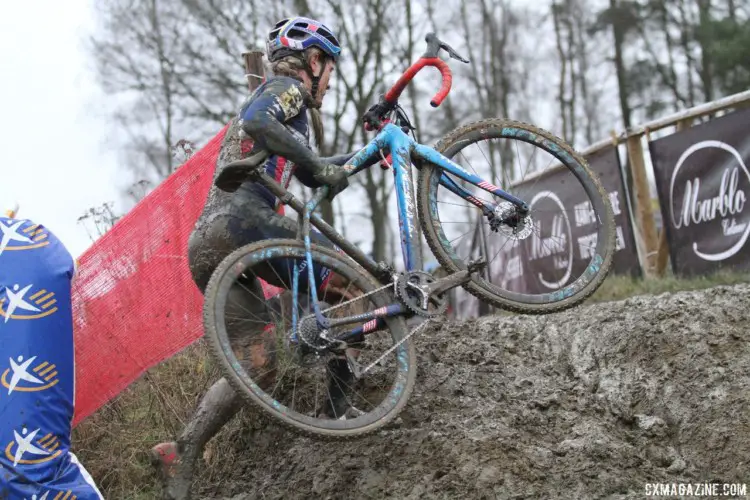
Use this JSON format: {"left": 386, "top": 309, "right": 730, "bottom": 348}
{"left": 201, "top": 284, "right": 750, "bottom": 499}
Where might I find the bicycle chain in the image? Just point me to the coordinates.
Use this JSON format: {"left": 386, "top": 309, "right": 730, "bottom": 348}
{"left": 302, "top": 282, "right": 393, "bottom": 319}
{"left": 295, "top": 276, "right": 440, "bottom": 376}
{"left": 361, "top": 318, "right": 433, "bottom": 375}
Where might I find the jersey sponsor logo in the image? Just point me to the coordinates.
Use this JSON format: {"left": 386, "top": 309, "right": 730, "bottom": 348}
{"left": 276, "top": 85, "right": 304, "bottom": 120}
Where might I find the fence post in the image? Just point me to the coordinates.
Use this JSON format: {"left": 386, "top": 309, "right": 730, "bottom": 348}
{"left": 654, "top": 221, "right": 670, "bottom": 277}
{"left": 242, "top": 50, "right": 265, "bottom": 93}
{"left": 626, "top": 134, "right": 659, "bottom": 276}
{"left": 4, "top": 203, "right": 19, "bottom": 218}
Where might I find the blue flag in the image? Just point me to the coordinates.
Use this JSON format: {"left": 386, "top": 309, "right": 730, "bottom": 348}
{"left": 0, "top": 217, "right": 102, "bottom": 499}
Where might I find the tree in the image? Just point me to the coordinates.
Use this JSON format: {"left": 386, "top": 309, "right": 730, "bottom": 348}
{"left": 89, "top": 0, "right": 272, "bottom": 194}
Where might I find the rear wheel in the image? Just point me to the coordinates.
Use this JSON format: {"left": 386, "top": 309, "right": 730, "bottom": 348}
{"left": 202, "top": 239, "right": 417, "bottom": 439}
{"left": 417, "top": 118, "right": 616, "bottom": 314}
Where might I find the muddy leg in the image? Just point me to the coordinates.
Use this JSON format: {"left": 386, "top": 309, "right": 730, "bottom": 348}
{"left": 318, "top": 273, "right": 368, "bottom": 419}
{"left": 153, "top": 279, "right": 275, "bottom": 500}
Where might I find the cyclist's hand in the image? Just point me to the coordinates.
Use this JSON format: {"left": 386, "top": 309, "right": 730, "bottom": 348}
{"left": 314, "top": 164, "right": 349, "bottom": 200}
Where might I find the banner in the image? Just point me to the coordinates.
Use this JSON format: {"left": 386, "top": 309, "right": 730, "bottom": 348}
{"left": 69, "top": 124, "right": 283, "bottom": 426}
{"left": 649, "top": 107, "right": 750, "bottom": 277}
{"left": 589, "top": 146, "right": 641, "bottom": 278}
{"left": 489, "top": 145, "right": 638, "bottom": 294}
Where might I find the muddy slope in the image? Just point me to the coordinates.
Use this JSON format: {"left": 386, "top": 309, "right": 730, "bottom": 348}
{"left": 204, "top": 284, "right": 750, "bottom": 500}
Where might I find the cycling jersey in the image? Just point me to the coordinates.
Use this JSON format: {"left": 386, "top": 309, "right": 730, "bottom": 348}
{"left": 189, "top": 76, "right": 362, "bottom": 292}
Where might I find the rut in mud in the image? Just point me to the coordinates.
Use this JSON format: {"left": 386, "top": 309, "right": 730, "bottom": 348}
{"left": 202, "top": 284, "right": 750, "bottom": 499}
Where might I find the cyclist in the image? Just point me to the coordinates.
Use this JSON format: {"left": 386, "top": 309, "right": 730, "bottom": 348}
{"left": 151, "top": 17, "right": 376, "bottom": 500}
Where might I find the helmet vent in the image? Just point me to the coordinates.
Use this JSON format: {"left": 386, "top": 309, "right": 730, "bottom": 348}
{"left": 286, "top": 28, "right": 308, "bottom": 40}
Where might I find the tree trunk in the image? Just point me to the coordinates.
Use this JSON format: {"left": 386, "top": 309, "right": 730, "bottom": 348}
{"left": 610, "top": 0, "right": 632, "bottom": 130}
{"left": 696, "top": 0, "right": 715, "bottom": 102}
{"left": 678, "top": 0, "right": 698, "bottom": 106}
{"left": 148, "top": 0, "right": 174, "bottom": 176}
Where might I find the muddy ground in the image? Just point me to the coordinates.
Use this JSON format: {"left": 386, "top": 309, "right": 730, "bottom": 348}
{"left": 200, "top": 284, "right": 750, "bottom": 500}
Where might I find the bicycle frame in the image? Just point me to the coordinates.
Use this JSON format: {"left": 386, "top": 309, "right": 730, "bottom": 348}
{"left": 344, "top": 123, "right": 529, "bottom": 271}
{"left": 248, "top": 122, "right": 526, "bottom": 342}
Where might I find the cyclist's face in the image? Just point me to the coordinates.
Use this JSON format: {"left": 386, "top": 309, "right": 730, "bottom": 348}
{"left": 310, "top": 53, "right": 336, "bottom": 105}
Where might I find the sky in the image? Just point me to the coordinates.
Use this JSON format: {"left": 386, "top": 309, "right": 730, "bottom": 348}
{"left": 0, "top": 0, "right": 123, "bottom": 258}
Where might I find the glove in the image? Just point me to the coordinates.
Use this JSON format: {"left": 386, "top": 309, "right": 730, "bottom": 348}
{"left": 314, "top": 163, "right": 350, "bottom": 201}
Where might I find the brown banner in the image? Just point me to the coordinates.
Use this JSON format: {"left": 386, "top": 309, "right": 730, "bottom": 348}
{"left": 649, "top": 107, "right": 750, "bottom": 277}
{"left": 586, "top": 146, "right": 641, "bottom": 278}
{"left": 451, "top": 145, "right": 639, "bottom": 317}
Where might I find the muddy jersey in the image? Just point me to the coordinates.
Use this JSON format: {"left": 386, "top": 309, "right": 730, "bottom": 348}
{"left": 238, "top": 76, "right": 323, "bottom": 210}
{"left": 189, "top": 77, "right": 342, "bottom": 291}
{"left": 197, "top": 76, "right": 324, "bottom": 227}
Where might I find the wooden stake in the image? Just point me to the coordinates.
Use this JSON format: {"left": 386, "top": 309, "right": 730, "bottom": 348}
{"left": 626, "top": 135, "right": 659, "bottom": 276}
{"left": 242, "top": 50, "right": 266, "bottom": 93}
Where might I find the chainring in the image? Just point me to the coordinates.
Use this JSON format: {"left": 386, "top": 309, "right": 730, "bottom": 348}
{"left": 396, "top": 271, "right": 448, "bottom": 318}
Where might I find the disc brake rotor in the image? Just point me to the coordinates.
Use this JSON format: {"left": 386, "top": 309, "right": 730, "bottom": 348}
{"left": 491, "top": 201, "right": 533, "bottom": 240}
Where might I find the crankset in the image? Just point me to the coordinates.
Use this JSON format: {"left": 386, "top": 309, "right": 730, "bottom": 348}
{"left": 395, "top": 258, "right": 488, "bottom": 317}
{"left": 396, "top": 271, "right": 448, "bottom": 317}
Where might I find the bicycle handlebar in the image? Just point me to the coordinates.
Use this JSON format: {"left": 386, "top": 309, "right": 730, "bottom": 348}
{"left": 384, "top": 57, "right": 452, "bottom": 108}
{"left": 363, "top": 32, "right": 469, "bottom": 132}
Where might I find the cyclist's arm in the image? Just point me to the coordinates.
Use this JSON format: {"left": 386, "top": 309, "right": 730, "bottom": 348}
{"left": 320, "top": 151, "right": 382, "bottom": 167}
{"left": 292, "top": 148, "right": 381, "bottom": 189}
{"left": 241, "top": 78, "right": 326, "bottom": 177}
{"left": 320, "top": 153, "right": 354, "bottom": 166}
{"left": 292, "top": 150, "right": 380, "bottom": 188}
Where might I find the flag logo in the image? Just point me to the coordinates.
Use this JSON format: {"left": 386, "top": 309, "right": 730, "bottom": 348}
{"left": 0, "top": 220, "right": 49, "bottom": 256}
{"left": 1, "top": 355, "right": 60, "bottom": 394}
{"left": 4, "top": 427, "right": 62, "bottom": 466}
{"left": 0, "top": 284, "right": 58, "bottom": 322}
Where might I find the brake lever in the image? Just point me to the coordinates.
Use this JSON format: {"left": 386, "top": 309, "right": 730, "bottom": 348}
{"left": 440, "top": 41, "right": 470, "bottom": 64}
{"left": 423, "top": 32, "right": 470, "bottom": 64}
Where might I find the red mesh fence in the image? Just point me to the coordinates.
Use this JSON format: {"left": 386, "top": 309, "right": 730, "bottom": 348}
{"left": 70, "top": 124, "right": 282, "bottom": 426}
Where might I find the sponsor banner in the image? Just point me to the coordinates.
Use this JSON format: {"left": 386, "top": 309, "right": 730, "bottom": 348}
{"left": 649, "top": 107, "right": 750, "bottom": 276}
{"left": 487, "top": 145, "right": 639, "bottom": 296}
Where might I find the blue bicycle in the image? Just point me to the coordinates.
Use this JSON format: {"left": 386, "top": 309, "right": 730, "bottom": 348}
{"left": 203, "top": 33, "right": 616, "bottom": 438}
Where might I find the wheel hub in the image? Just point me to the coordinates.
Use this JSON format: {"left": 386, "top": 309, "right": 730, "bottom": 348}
{"left": 490, "top": 201, "right": 533, "bottom": 240}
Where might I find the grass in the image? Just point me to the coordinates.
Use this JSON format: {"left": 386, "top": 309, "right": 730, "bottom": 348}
{"left": 70, "top": 269, "right": 750, "bottom": 498}
{"left": 588, "top": 269, "right": 750, "bottom": 304}
{"left": 71, "top": 342, "right": 266, "bottom": 499}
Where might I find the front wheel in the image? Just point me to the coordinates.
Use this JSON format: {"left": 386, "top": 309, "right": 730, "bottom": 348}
{"left": 417, "top": 118, "right": 616, "bottom": 314}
